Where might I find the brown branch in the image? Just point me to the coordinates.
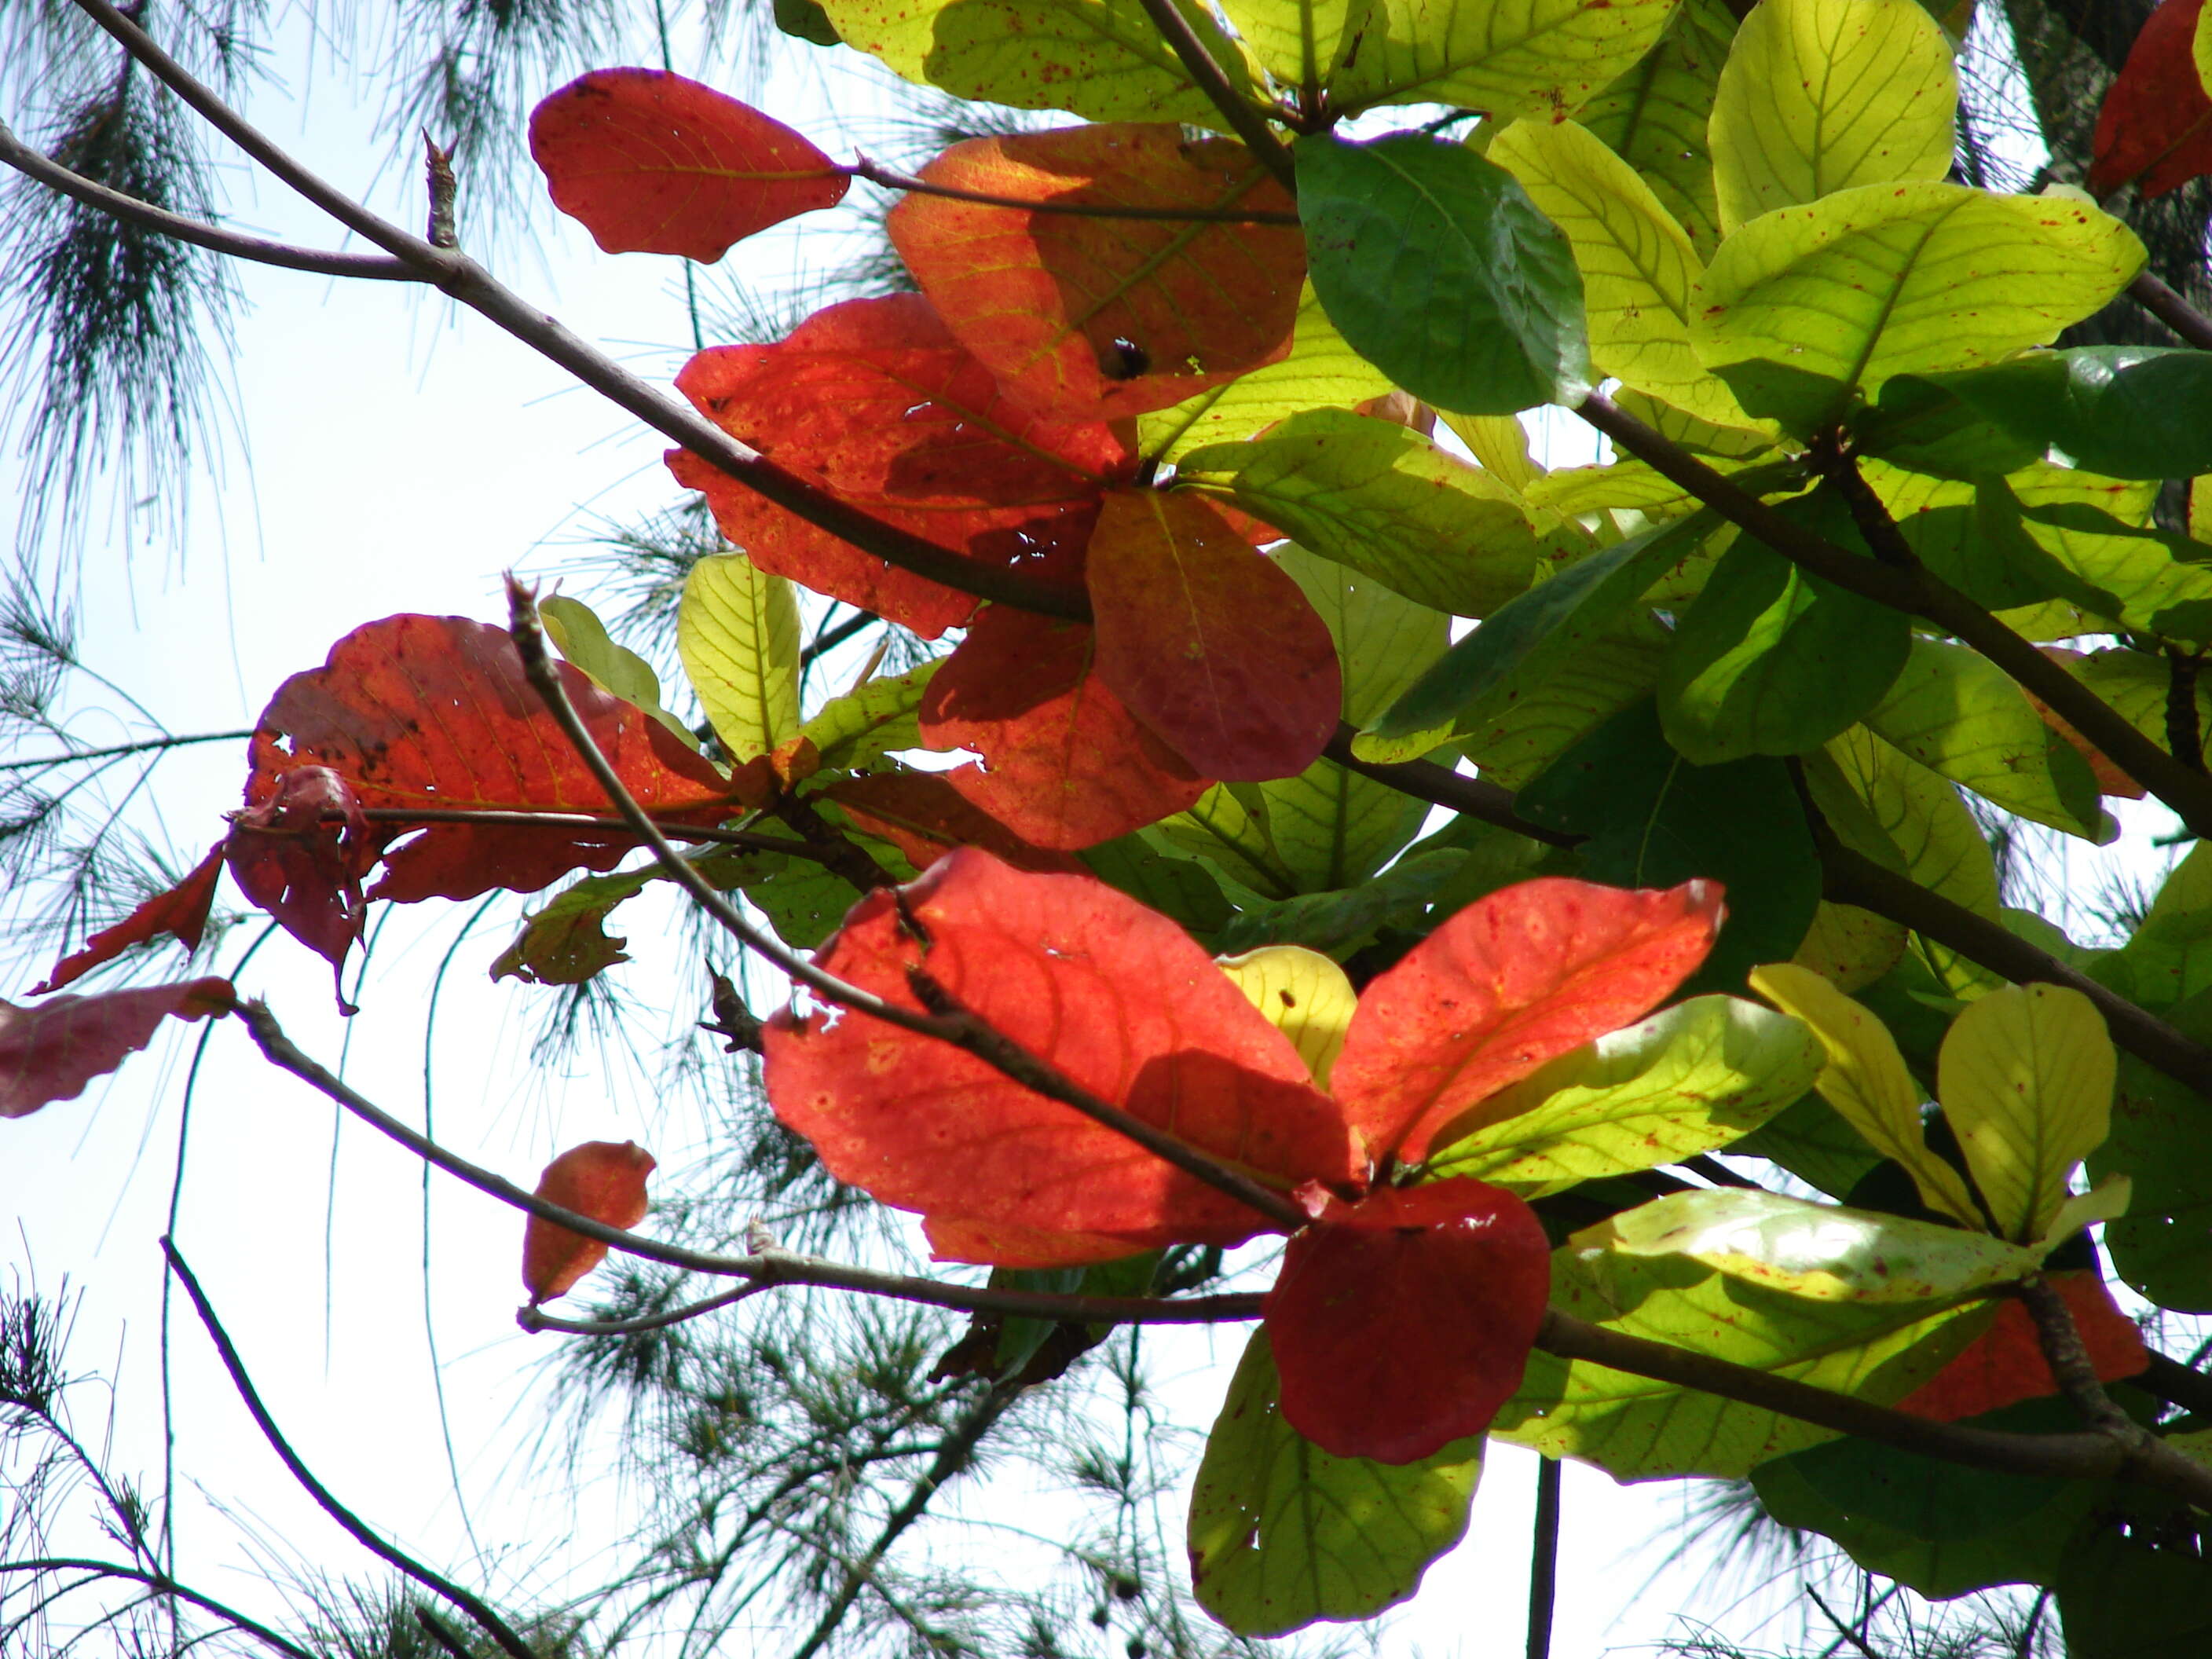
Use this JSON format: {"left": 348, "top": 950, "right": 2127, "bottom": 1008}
{"left": 347, "top": 805, "right": 834, "bottom": 861}
{"left": 1125, "top": 0, "right": 1299, "bottom": 193}
{"left": 844, "top": 153, "right": 1301, "bottom": 222}
{"left": 1320, "top": 726, "right": 1573, "bottom": 847}
{"left": 2169, "top": 648, "right": 2207, "bottom": 775}
{"left": 768, "top": 793, "right": 900, "bottom": 892}
{"left": 1578, "top": 389, "right": 2212, "bottom": 840}
{"left": 2130, "top": 271, "right": 2212, "bottom": 351}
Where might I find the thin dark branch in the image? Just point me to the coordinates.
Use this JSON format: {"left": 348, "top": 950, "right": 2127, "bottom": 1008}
{"left": 158, "top": 1242, "right": 540, "bottom": 1659}
{"left": 2130, "top": 271, "right": 2212, "bottom": 350}
{"left": 1804, "top": 1584, "right": 1881, "bottom": 1659}
{"left": 2169, "top": 649, "right": 2206, "bottom": 775}
{"left": 767, "top": 793, "right": 899, "bottom": 892}
{"left": 516, "top": 1282, "right": 772, "bottom": 1335}
{"left": 0, "top": 729, "right": 255, "bottom": 773}
{"left": 347, "top": 805, "right": 840, "bottom": 861}
{"left": 1124, "top": 0, "right": 1299, "bottom": 192}
{"left": 1525, "top": 1457, "right": 1559, "bottom": 1659}
{"left": 845, "top": 154, "right": 1302, "bottom": 222}
{"left": 0, "top": 1559, "right": 313, "bottom": 1659}
{"left": 797, "top": 610, "right": 877, "bottom": 672}
{"left": 2140, "top": 1351, "right": 2212, "bottom": 1419}
{"left": 1320, "top": 726, "right": 1571, "bottom": 846}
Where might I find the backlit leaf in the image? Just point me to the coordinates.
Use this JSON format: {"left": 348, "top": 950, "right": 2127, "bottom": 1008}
{"left": 1086, "top": 490, "right": 1341, "bottom": 782}
{"left": 1789, "top": 900, "right": 1909, "bottom": 995}
{"left": 540, "top": 595, "right": 694, "bottom": 742}
{"left": 800, "top": 659, "right": 941, "bottom": 774}
{"left": 529, "top": 71, "right": 848, "bottom": 260}
{"left": 1331, "top": 875, "right": 1723, "bottom": 1165}
{"left": 1875, "top": 350, "right": 2212, "bottom": 483}
{"left": 2089, "top": 0, "right": 2212, "bottom": 198}
{"left": 522, "top": 1140, "right": 657, "bottom": 1303}
{"left": 1265, "top": 1178, "right": 1551, "bottom": 1462}
{"left": 889, "top": 125, "right": 1304, "bottom": 422}
{"left": 1188, "top": 1329, "right": 1481, "bottom": 1638}
{"left": 491, "top": 867, "right": 650, "bottom": 986}
{"left": 1451, "top": 608, "right": 1671, "bottom": 787}
{"left": 679, "top": 551, "right": 801, "bottom": 760}
{"left": 1938, "top": 983, "right": 2115, "bottom": 1242}
{"left": 0, "top": 979, "right": 233, "bottom": 1119}
{"left": 762, "top": 850, "right": 1361, "bottom": 1264}
{"left": 667, "top": 295, "right": 1122, "bottom": 638}
{"left": 1577, "top": 0, "right": 1734, "bottom": 256}
{"left": 1320, "top": 0, "right": 1681, "bottom": 120}
{"left": 1218, "top": 944, "right": 1357, "bottom": 1088}
{"left": 33, "top": 843, "right": 225, "bottom": 994}
{"left": 2093, "top": 1046, "right": 2212, "bottom": 1311}
{"left": 1896, "top": 1270, "right": 2147, "bottom": 1421}
{"left": 819, "top": 771, "right": 1086, "bottom": 873}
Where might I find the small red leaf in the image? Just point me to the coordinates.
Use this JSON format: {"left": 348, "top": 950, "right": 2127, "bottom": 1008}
{"left": 819, "top": 771, "right": 1088, "bottom": 873}
{"left": 1332, "top": 878, "right": 1726, "bottom": 1166}
{"left": 1263, "top": 1177, "right": 1551, "bottom": 1463}
{"left": 917, "top": 606, "right": 1210, "bottom": 850}
{"left": 33, "top": 842, "right": 226, "bottom": 994}
{"left": 2089, "top": 0, "right": 2212, "bottom": 198}
{"left": 224, "top": 765, "right": 375, "bottom": 1002}
{"left": 522, "top": 1139, "right": 657, "bottom": 1303}
{"left": 1896, "top": 1272, "right": 2149, "bottom": 1423}
{"left": 1086, "top": 490, "right": 1340, "bottom": 782}
{"left": 889, "top": 124, "right": 1304, "bottom": 420}
{"left": 1, "top": 979, "right": 234, "bottom": 1119}
{"left": 531, "top": 70, "right": 848, "bottom": 259}
{"left": 667, "top": 295, "right": 1126, "bottom": 639}
{"left": 762, "top": 849, "right": 1361, "bottom": 1265}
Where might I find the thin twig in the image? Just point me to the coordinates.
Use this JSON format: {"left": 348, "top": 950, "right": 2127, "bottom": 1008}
{"left": 2169, "top": 648, "right": 2207, "bottom": 775}
{"left": 517, "top": 1281, "right": 772, "bottom": 1335}
{"left": 1124, "top": 0, "right": 1299, "bottom": 192}
{"left": 159, "top": 1242, "right": 540, "bottom": 1659}
{"left": 1525, "top": 1457, "right": 1560, "bottom": 1659}
{"left": 0, "top": 730, "right": 256, "bottom": 773}
{"left": 346, "top": 806, "right": 835, "bottom": 861}
{"left": 1320, "top": 727, "right": 1571, "bottom": 847}
{"left": 2130, "top": 271, "right": 2212, "bottom": 351}
{"left": 0, "top": 1560, "right": 314, "bottom": 1659}
{"left": 845, "top": 154, "right": 1302, "bottom": 222}
{"left": 1804, "top": 1584, "right": 1881, "bottom": 1659}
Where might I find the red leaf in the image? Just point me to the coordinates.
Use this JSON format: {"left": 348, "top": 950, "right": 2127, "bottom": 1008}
{"left": 2089, "top": 0, "right": 2212, "bottom": 198}
{"left": 1331, "top": 877, "right": 1726, "bottom": 1166}
{"left": 819, "top": 771, "right": 1088, "bottom": 873}
{"left": 667, "top": 295, "right": 1126, "bottom": 639}
{"left": 522, "top": 1139, "right": 657, "bottom": 1303}
{"left": 530, "top": 70, "right": 848, "bottom": 259}
{"left": 247, "top": 616, "right": 749, "bottom": 907}
{"left": 888, "top": 124, "right": 1305, "bottom": 420}
{"left": 0, "top": 979, "right": 233, "bottom": 1119}
{"left": 1263, "top": 1177, "right": 1551, "bottom": 1463}
{"left": 2025, "top": 648, "right": 2144, "bottom": 799}
{"left": 1896, "top": 1271, "right": 2149, "bottom": 1423}
{"left": 33, "top": 843, "right": 226, "bottom": 994}
{"left": 1086, "top": 490, "right": 1340, "bottom": 782}
{"left": 917, "top": 607, "right": 1210, "bottom": 851}
{"left": 761, "top": 849, "right": 1361, "bottom": 1265}
{"left": 224, "top": 766, "right": 375, "bottom": 1006}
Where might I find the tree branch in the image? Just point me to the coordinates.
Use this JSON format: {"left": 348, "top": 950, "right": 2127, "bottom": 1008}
{"left": 0, "top": 1560, "right": 315, "bottom": 1659}
{"left": 346, "top": 805, "right": 839, "bottom": 862}
{"left": 2130, "top": 271, "right": 2212, "bottom": 352}
{"left": 0, "top": 729, "right": 256, "bottom": 773}
{"left": 1125, "top": 0, "right": 1299, "bottom": 192}
{"left": 844, "top": 154, "right": 1301, "bottom": 222}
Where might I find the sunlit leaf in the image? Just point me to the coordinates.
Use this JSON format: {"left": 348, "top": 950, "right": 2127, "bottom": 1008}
{"left": 1218, "top": 944, "right": 1357, "bottom": 1089}
{"left": 32, "top": 843, "right": 225, "bottom": 995}
{"left": 1577, "top": 0, "right": 1734, "bottom": 256}
{"left": 679, "top": 551, "right": 802, "bottom": 760}
{"left": 1320, "top": 0, "right": 1681, "bottom": 120}
{"left": 800, "top": 659, "right": 941, "bottom": 774}
{"left": 540, "top": 595, "right": 694, "bottom": 743}
{"left": 522, "top": 1140, "right": 657, "bottom": 1303}
{"left": 1789, "top": 900, "right": 1909, "bottom": 995}
{"left": 2089, "top": 0, "right": 2212, "bottom": 198}
{"left": 1896, "top": 1270, "right": 2147, "bottom": 1421}
{"left": 0, "top": 979, "right": 233, "bottom": 1119}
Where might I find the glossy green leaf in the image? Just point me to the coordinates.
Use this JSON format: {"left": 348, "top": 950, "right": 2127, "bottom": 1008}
{"left": 679, "top": 551, "right": 801, "bottom": 760}
{"left": 540, "top": 595, "right": 694, "bottom": 742}
{"left": 799, "top": 659, "right": 942, "bottom": 774}
{"left": 1862, "top": 638, "right": 2108, "bottom": 841}
{"left": 1296, "top": 134, "right": 1589, "bottom": 417}
{"left": 988, "top": 1251, "right": 1159, "bottom": 1378}
{"left": 1425, "top": 994, "right": 1824, "bottom": 1194}
{"left": 1177, "top": 410, "right": 1566, "bottom": 617}
{"left": 1077, "top": 827, "right": 1236, "bottom": 942}
{"left": 1188, "top": 1329, "right": 1481, "bottom": 1638}
{"left": 1873, "top": 349, "right": 2212, "bottom": 482}
{"left": 1318, "top": 0, "right": 1680, "bottom": 119}
{"left": 1709, "top": 0, "right": 1957, "bottom": 235}
{"left": 1577, "top": 0, "right": 1733, "bottom": 256}
{"left": 1694, "top": 184, "right": 2146, "bottom": 430}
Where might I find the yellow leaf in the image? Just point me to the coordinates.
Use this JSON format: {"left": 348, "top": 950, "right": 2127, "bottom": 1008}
{"left": 1936, "top": 983, "right": 2116, "bottom": 1242}
{"left": 679, "top": 551, "right": 801, "bottom": 762}
{"left": 1789, "top": 901, "right": 1908, "bottom": 994}
{"left": 1218, "top": 945, "right": 1357, "bottom": 1091}
{"left": 1748, "top": 962, "right": 1984, "bottom": 1228}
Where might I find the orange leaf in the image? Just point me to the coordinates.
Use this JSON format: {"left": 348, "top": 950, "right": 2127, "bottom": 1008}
{"left": 2089, "top": 0, "right": 2212, "bottom": 199}
{"left": 1086, "top": 490, "right": 1340, "bottom": 782}
{"left": 531, "top": 70, "right": 848, "bottom": 259}
{"left": 522, "top": 1140, "right": 657, "bottom": 1304}
{"left": 762, "top": 849, "right": 1361, "bottom": 1265}
{"left": 888, "top": 124, "right": 1305, "bottom": 421}
{"left": 819, "top": 771, "right": 1087, "bottom": 873}
{"left": 1896, "top": 1272, "right": 2149, "bottom": 1423}
{"left": 1331, "top": 877, "right": 1726, "bottom": 1165}
{"left": 917, "top": 606, "right": 1210, "bottom": 850}
{"left": 667, "top": 295, "right": 1126, "bottom": 639}
{"left": 1, "top": 979, "right": 233, "bottom": 1119}
{"left": 33, "top": 842, "right": 226, "bottom": 994}
{"left": 2024, "top": 647, "right": 2144, "bottom": 799}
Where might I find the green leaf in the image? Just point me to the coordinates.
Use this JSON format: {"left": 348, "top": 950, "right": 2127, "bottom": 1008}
{"left": 1214, "top": 0, "right": 1357, "bottom": 99}
{"left": 1452, "top": 607, "right": 1671, "bottom": 787}
{"left": 2090, "top": 1038, "right": 2212, "bottom": 1313}
{"left": 1175, "top": 409, "right": 1568, "bottom": 617}
{"left": 1489, "top": 116, "right": 1754, "bottom": 430}
{"left": 2057, "top": 1527, "right": 2212, "bottom": 1659}
{"left": 799, "top": 659, "right": 941, "bottom": 774}
{"left": 1577, "top": 0, "right": 1733, "bottom": 257}
{"left": 1078, "top": 827, "right": 1236, "bottom": 941}
{"left": 988, "top": 1252, "right": 1159, "bottom": 1377}
{"left": 540, "top": 595, "right": 694, "bottom": 743}
{"left": 1368, "top": 511, "right": 1716, "bottom": 756}
{"left": 1137, "top": 284, "right": 1394, "bottom": 466}
{"left": 774, "top": 0, "right": 844, "bottom": 46}
{"left": 2097, "top": 843, "right": 2212, "bottom": 1009}
{"left": 1517, "top": 700, "right": 1822, "bottom": 991}
{"left": 679, "top": 551, "right": 801, "bottom": 761}
{"left": 1248, "top": 547, "right": 1445, "bottom": 892}
{"left": 1188, "top": 1328, "right": 1481, "bottom": 1638}
{"left": 1212, "top": 847, "right": 1469, "bottom": 957}
{"left": 1491, "top": 1232, "right": 1993, "bottom": 1478}
{"left": 1694, "top": 184, "right": 2148, "bottom": 430}
{"left": 1154, "top": 785, "right": 1298, "bottom": 902}
{"left": 1426, "top": 994, "right": 1824, "bottom": 1194}
{"left": 1659, "top": 502, "right": 1910, "bottom": 764}
{"left": 1522, "top": 457, "right": 1698, "bottom": 518}
{"left": 1319, "top": 0, "right": 1681, "bottom": 121}
{"left": 1987, "top": 485, "right": 2212, "bottom": 646}
{"left": 1728, "top": 1092, "right": 1884, "bottom": 1199}
{"left": 736, "top": 852, "right": 867, "bottom": 949}
{"left": 489, "top": 866, "right": 655, "bottom": 986}
{"left": 1708, "top": 0, "right": 1956, "bottom": 235}
{"left": 1862, "top": 637, "right": 2109, "bottom": 841}
{"left": 815, "top": 0, "right": 1249, "bottom": 126}
{"left": 1296, "top": 133, "right": 1589, "bottom": 417}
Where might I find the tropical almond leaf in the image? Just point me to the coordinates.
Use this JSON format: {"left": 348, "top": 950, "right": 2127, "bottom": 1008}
{"left": 1896, "top": 1269, "right": 2148, "bottom": 1422}
{"left": 1, "top": 979, "right": 234, "bottom": 1119}
{"left": 761, "top": 849, "right": 1361, "bottom": 1265}
{"left": 819, "top": 770, "right": 1088, "bottom": 874}
{"left": 522, "top": 1139, "right": 657, "bottom": 1303}
{"left": 888, "top": 124, "right": 1305, "bottom": 422}
{"left": 1331, "top": 876, "right": 1724, "bottom": 1165}
{"left": 222, "top": 764, "right": 375, "bottom": 1001}
{"left": 666, "top": 295, "right": 1124, "bottom": 639}
{"left": 1320, "top": 0, "right": 1680, "bottom": 122}
{"left": 679, "top": 551, "right": 802, "bottom": 761}
{"left": 1577, "top": 0, "right": 1734, "bottom": 257}
{"left": 1217, "top": 944, "right": 1357, "bottom": 1090}
{"left": 2089, "top": 0, "right": 2212, "bottom": 198}
{"left": 1188, "top": 1328, "right": 1482, "bottom": 1639}
{"left": 540, "top": 595, "right": 694, "bottom": 742}
{"left": 1264, "top": 1178, "right": 1551, "bottom": 1463}
{"left": 32, "top": 843, "right": 226, "bottom": 994}
{"left": 529, "top": 70, "right": 848, "bottom": 260}
{"left": 917, "top": 606, "right": 1211, "bottom": 851}
{"left": 1086, "top": 490, "right": 1342, "bottom": 782}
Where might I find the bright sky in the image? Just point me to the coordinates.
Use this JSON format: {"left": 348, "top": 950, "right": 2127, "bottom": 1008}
{"left": 0, "top": 10, "right": 2066, "bottom": 1657}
